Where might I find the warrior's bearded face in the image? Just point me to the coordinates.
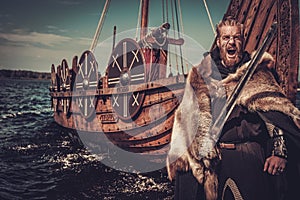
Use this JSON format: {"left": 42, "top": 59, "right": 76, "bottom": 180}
{"left": 217, "top": 25, "right": 244, "bottom": 68}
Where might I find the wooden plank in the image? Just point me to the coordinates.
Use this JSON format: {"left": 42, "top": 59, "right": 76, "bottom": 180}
{"left": 245, "top": 0, "right": 276, "bottom": 52}
{"left": 276, "top": 0, "right": 299, "bottom": 102}
{"left": 243, "top": 0, "right": 262, "bottom": 47}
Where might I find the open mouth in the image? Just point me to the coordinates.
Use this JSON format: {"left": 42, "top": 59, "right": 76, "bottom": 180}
{"left": 227, "top": 49, "right": 236, "bottom": 56}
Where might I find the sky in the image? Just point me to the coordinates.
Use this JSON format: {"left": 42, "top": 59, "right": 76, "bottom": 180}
{"left": 0, "top": 0, "right": 299, "bottom": 79}
{"left": 0, "top": 0, "right": 230, "bottom": 74}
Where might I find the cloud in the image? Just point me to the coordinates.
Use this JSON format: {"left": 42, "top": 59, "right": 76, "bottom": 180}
{"left": 0, "top": 42, "right": 82, "bottom": 72}
{"left": 0, "top": 31, "right": 72, "bottom": 47}
{"left": 46, "top": 25, "right": 68, "bottom": 33}
{"left": 0, "top": 30, "right": 93, "bottom": 72}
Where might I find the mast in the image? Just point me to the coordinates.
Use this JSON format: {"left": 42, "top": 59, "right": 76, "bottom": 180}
{"left": 140, "top": 0, "right": 149, "bottom": 39}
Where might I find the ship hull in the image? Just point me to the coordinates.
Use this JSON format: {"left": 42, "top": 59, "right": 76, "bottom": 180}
{"left": 51, "top": 75, "right": 186, "bottom": 160}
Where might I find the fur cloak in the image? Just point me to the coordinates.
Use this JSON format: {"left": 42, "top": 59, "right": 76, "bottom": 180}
{"left": 166, "top": 51, "right": 300, "bottom": 200}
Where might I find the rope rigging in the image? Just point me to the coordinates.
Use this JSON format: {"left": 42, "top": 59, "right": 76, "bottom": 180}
{"left": 170, "top": 0, "right": 179, "bottom": 75}
{"left": 90, "top": 0, "right": 111, "bottom": 52}
{"left": 177, "top": 0, "right": 184, "bottom": 36}
{"left": 89, "top": 0, "right": 216, "bottom": 77}
{"left": 135, "top": 0, "right": 143, "bottom": 41}
{"left": 162, "top": 0, "right": 165, "bottom": 23}
{"left": 203, "top": 0, "right": 216, "bottom": 36}
{"left": 174, "top": 0, "right": 184, "bottom": 74}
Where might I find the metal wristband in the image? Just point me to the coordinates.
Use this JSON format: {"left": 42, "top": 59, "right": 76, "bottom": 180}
{"left": 272, "top": 127, "right": 288, "bottom": 159}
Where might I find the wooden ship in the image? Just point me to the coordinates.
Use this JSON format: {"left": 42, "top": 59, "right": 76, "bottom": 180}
{"left": 49, "top": 0, "right": 299, "bottom": 167}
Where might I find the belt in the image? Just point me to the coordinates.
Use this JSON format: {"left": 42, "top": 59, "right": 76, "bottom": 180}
{"left": 218, "top": 140, "right": 259, "bottom": 149}
{"left": 218, "top": 142, "right": 236, "bottom": 149}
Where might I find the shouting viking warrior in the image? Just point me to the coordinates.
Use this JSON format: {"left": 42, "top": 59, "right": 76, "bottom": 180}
{"left": 167, "top": 17, "right": 300, "bottom": 200}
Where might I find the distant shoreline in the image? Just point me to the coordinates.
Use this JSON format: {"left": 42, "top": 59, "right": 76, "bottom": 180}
{"left": 0, "top": 69, "right": 51, "bottom": 80}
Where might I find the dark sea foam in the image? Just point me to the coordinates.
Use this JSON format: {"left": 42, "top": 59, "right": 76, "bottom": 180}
{"left": 0, "top": 79, "right": 173, "bottom": 200}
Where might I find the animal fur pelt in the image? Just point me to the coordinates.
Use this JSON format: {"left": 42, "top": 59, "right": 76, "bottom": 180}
{"left": 166, "top": 51, "right": 300, "bottom": 200}
{"left": 223, "top": 52, "right": 300, "bottom": 128}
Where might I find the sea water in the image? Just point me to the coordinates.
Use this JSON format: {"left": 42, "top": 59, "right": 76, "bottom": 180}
{"left": 0, "top": 79, "right": 173, "bottom": 199}
{"left": 1, "top": 78, "right": 299, "bottom": 199}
